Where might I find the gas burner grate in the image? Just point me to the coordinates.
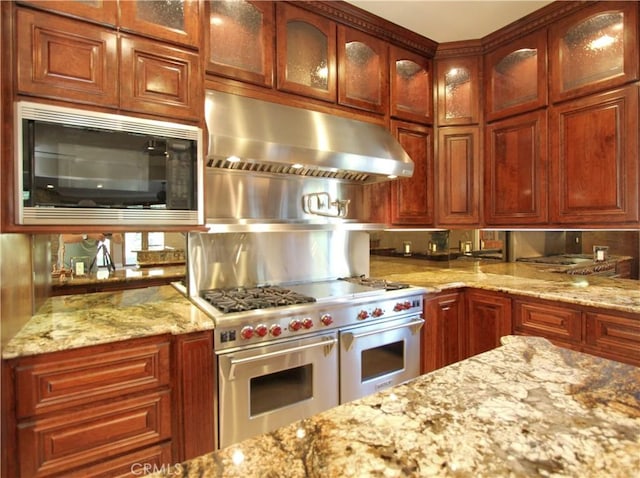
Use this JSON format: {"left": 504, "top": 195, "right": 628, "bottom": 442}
{"left": 201, "top": 286, "right": 317, "bottom": 314}
{"left": 339, "top": 275, "right": 410, "bottom": 291}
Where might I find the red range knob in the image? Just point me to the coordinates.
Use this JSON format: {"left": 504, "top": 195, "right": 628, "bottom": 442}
{"left": 372, "top": 307, "right": 384, "bottom": 318}
{"left": 403, "top": 300, "right": 412, "bottom": 310}
{"left": 357, "top": 310, "right": 369, "bottom": 320}
{"left": 289, "top": 319, "right": 302, "bottom": 331}
{"left": 270, "top": 324, "right": 282, "bottom": 337}
{"left": 255, "top": 324, "right": 268, "bottom": 337}
{"left": 240, "top": 326, "right": 254, "bottom": 340}
{"left": 302, "top": 318, "right": 314, "bottom": 329}
{"left": 320, "top": 314, "right": 333, "bottom": 326}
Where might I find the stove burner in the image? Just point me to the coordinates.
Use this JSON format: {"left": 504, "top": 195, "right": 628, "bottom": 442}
{"left": 339, "top": 275, "right": 410, "bottom": 291}
{"left": 202, "top": 286, "right": 317, "bottom": 314}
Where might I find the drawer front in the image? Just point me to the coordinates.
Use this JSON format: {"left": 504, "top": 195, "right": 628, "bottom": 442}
{"left": 514, "top": 300, "right": 582, "bottom": 342}
{"left": 18, "top": 391, "right": 171, "bottom": 478}
{"left": 16, "top": 341, "right": 170, "bottom": 419}
{"left": 585, "top": 312, "right": 640, "bottom": 365}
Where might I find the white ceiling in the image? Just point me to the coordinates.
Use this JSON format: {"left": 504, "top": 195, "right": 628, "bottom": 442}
{"left": 346, "top": 1, "right": 554, "bottom": 43}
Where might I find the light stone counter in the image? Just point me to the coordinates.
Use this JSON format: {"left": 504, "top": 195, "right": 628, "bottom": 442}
{"left": 1, "top": 285, "right": 213, "bottom": 359}
{"left": 150, "top": 336, "right": 640, "bottom": 478}
{"left": 371, "top": 257, "right": 640, "bottom": 315}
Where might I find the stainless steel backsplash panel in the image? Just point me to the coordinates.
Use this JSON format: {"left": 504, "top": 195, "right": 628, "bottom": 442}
{"left": 187, "top": 230, "right": 370, "bottom": 293}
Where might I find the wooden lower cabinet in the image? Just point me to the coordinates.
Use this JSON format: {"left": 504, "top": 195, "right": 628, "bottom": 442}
{"left": 584, "top": 311, "right": 640, "bottom": 367}
{"left": 513, "top": 297, "right": 582, "bottom": 349}
{"left": 465, "top": 289, "right": 512, "bottom": 358}
{"left": 422, "top": 290, "right": 465, "bottom": 373}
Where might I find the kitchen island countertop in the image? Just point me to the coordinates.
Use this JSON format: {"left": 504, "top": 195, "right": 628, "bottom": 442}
{"left": 149, "top": 335, "right": 640, "bottom": 478}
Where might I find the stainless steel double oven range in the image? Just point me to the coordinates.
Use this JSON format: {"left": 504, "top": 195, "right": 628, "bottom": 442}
{"left": 187, "top": 231, "right": 426, "bottom": 449}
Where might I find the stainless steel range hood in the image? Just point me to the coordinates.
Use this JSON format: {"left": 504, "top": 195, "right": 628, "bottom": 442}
{"left": 205, "top": 90, "right": 414, "bottom": 183}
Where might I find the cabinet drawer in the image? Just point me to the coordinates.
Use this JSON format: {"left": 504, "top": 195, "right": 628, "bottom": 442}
{"left": 18, "top": 390, "right": 171, "bottom": 478}
{"left": 514, "top": 300, "right": 582, "bottom": 343}
{"left": 16, "top": 340, "right": 170, "bottom": 419}
{"left": 585, "top": 312, "right": 640, "bottom": 365}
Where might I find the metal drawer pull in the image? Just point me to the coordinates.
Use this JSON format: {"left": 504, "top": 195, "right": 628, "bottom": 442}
{"left": 343, "top": 318, "right": 424, "bottom": 351}
{"left": 227, "top": 337, "right": 337, "bottom": 380}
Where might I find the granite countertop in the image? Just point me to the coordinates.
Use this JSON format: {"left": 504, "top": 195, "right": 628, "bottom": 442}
{"left": 1, "top": 285, "right": 213, "bottom": 359}
{"left": 370, "top": 257, "right": 640, "bottom": 315}
{"left": 150, "top": 336, "right": 640, "bottom": 478}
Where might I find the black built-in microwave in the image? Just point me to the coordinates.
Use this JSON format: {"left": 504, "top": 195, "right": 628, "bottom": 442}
{"left": 16, "top": 101, "right": 203, "bottom": 226}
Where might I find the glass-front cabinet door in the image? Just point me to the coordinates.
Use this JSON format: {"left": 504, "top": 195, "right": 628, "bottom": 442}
{"left": 17, "top": 0, "right": 118, "bottom": 25}
{"left": 276, "top": 3, "right": 336, "bottom": 102}
{"left": 549, "top": 1, "right": 638, "bottom": 102}
{"left": 119, "top": 0, "right": 201, "bottom": 47}
{"left": 206, "top": 1, "right": 274, "bottom": 87}
{"left": 390, "top": 46, "right": 432, "bottom": 124}
{"left": 337, "top": 26, "right": 388, "bottom": 114}
{"left": 484, "top": 30, "right": 547, "bottom": 122}
{"left": 436, "top": 55, "right": 480, "bottom": 125}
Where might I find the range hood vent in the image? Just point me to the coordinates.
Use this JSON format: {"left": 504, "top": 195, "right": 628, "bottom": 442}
{"left": 205, "top": 90, "right": 414, "bottom": 183}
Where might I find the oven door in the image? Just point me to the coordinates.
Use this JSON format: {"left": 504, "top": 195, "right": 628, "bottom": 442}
{"left": 217, "top": 332, "right": 338, "bottom": 449}
{"left": 340, "top": 315, "right": 424, "bottom": 404}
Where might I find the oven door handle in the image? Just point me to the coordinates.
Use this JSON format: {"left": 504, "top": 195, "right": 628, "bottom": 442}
{"left": 227, "top": 337, "right": 337, "bottom": 381}
{"left": 342, "top": 318, "right": 424, "bottom": 351}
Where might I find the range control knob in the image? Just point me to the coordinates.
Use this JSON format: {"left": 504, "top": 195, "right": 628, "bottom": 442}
{"left": 372, "top": 307, "right": 384, "bottom": 318}
{"left": 320, "top": 314, "right": 333, "bottom": 326}
{"left": 289, "top": 319, "right": 302, "bottom": 332}
{"left": 302, "top": 318, "right": 314, "bottom": 329}
{"left": 255, "top": 324, "right": 268, "bottom": 337}
{"left": 240, "top": 326, "right": 254, "bottom": 340}
{"left": 270, "top": 324, "right": 282, "bottom": 337}
{"left": 394, "top": 301, "right": 412, "bottom": 312}
{"left": 357, "top": 310, "right": 369, "bottom": 320}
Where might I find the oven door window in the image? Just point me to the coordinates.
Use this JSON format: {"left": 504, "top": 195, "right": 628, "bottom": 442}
{"left": 250, "top": 364, "right": 313, "bottom": 416}
{"left": 361, "top": 340, "right": 404, "bottom": 382}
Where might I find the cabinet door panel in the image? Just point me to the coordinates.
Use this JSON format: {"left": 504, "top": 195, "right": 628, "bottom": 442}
{"left": 484, "top": 110, "right": 548, "bottom": 225}
{"left": 120, "top": 35, "right": 202, "bottom": 120}
{"left": 18, "top": 391, "right": 171, "bottom": 478}
{"left": 549, "top": 86, "right": 638, "bottom": 224}
{"left": 437, "top": 126, "right": 480, "bottom": 226}
{"left": 436, "top": 56, "right": 480, "bottom": 125}
{"left": 423, "top": 291, "right": 464, "bottom": 373}
{"left": 514, "top": 299, "right": 582, "bottom": 343}
{"left": 16, "top": 8, "right": 118, "bottom": 106}
{"left": 584, "top": 311, "right": 640, "bottom": 367}
{"left": 466, "top": 290, "right": 512, "bottom": 358}
{"left": 17, "top": 0, "right": 118, "bottom": 25}
{"left": 390, "top": 121, "right": 433, "bottom": 225}
{"left": 206, "top": 0, "right": 274, "bottom": 87}
{"left": 390, "top": 46, "right": 432, "bottom": 123}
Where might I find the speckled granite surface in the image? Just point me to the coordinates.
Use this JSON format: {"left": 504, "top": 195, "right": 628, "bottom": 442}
{"left": 149, "top": 336, "right": 640, "bottom": 478}
{"left": 1, "top": 285, "right": 213, "bottom": 359}
{"left": 371, "top": 257, "right": 640, "bottom": 315}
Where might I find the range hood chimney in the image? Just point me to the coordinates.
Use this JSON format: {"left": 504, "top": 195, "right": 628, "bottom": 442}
{"left": 205, "top": 90, "right": 414, "bottom": 183}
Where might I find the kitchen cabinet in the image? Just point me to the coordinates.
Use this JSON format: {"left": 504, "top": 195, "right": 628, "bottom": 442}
{"left": 119, "top": 0, "right": 201, "bottom": 48}
{"left": 513, "top": 297, "right": 582, "bottom": 349}
{"left": 337, "top": 25, "right": 388, "bottom": 114}
{"left": 465, "top": 289, "right": 512, "bottom": 358}
{"left": 584, "top": 310, "right": 640, "bottom": 367}
{"left": 484, "top": 30, "right": 547, "bottom": 122}
{"left": 390, "top": 45, "right": 433, "bottom": 124}
{"left": 422, "top": 290, "right": 465, "bottom": 373}
{"left": 16, "top": 0, "right": 118, "bottom": 25}
{"left": 484, "top": 109, "right": 548, "bottom": 225}
{"left": 9, "top": 335, "right": 172, "bottom": 477}
{"left": 275, "top": 3, "right": 336, "bottom": 102}
{"left": 436, "top": 126, "right": 481, "bottom": 226}
{"left": 549, "top": 1, "right": 638, "bottom": 103}
{"left": 549, "top": 85, "right": 638, "bottom": 225}
{"left": 436, "top": 55, "right": 481, "bottom": 125}
{"left": 390, "top": 120, "right": 434, "bottom": 226}
{"left": 205, "top": 0, "right": 274, "bottom": 88}
{"left": 16, "top": 7, "right": 201, "bottom": 121}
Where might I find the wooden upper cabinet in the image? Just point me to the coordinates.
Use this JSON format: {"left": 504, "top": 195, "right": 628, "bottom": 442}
{"left": 276, "top": 3, "right": 336, "bottom": 102}
{"left": 484, "top": 109, "right": 548, "bottom": 225}
{"left": 119, "top": 0, "right": 201, "bottom": 48}
{"left": 390, "top": 46, "right": 433, "bottom": 123}
{"left": 437, "top": 126, "right": 481, "bottom": 226}
{"left": 337, "top": 25, "right": 388, "bottom": 114}
{"left": 484, "top": 30, "right": 547, "bottom": 122}
{"left": 436, "top": 56, "right": 480, "bottom": 125}
{"left": 16, "top": 7, "right": 118, "bottom": 107}
{"left": 120, "top": 35, "right": 202, "bottom": 120}
{"left": 17, "top": 0, "right": 118, "bottom": 25}
{"left": 390, "top": 120, "right": 434, "bottom": 225}
{"left": 549, "top": 1, "right": 638, "bottom": 103}
{"left": 549, "top": 85, "right": 638, "bottom": 225}
{"left": 205, "top": 1, "right": 274, "bottom": 87}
